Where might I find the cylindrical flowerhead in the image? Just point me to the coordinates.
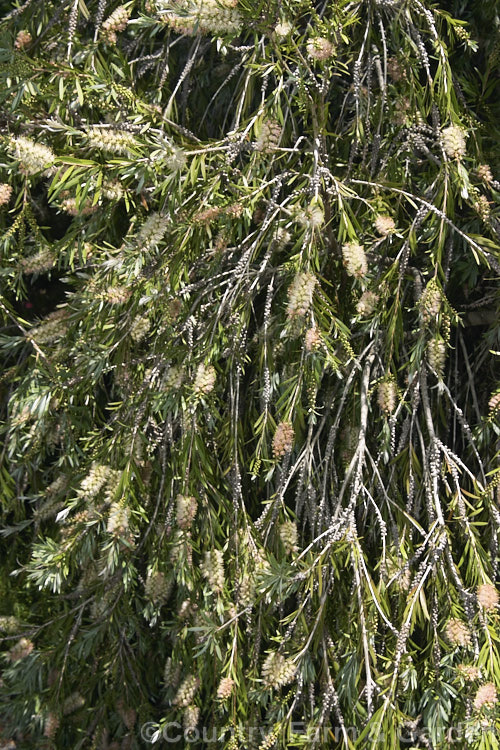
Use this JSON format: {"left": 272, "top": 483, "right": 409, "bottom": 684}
{"left": 441, "top": 125, "right": 467, "bottom": 160}
{"left": 14, "top": 30, "right": 32, "bottom": 49}
{"left": 63, "top": 692, "right": 85, "bottom": 715}
{"left": 445, "top": 618, "right": 471, "bottom": 648}
{"left": 0, "top": 183, "right": 13, "bottom": 206}
{"left": 377, "top": 380, "right": 397, "bottom": 415}
{"left": 9, "top": 136, "right": 55, "bottom": 175}
{"left": 427, "top": 338, "right": 446, "bottom": 377}
{"left": 43, "top": 712, "right": 60, "bottom": 738}
{"left": 80, "top": 463, "right": 111, "bottom": 498}
{"left": 130, "top": 315, "right": 151, "bottom": 343}
{"left": 201, "top": 549, "right": 225, "bottom": 594}
{"left": 105, "top": 286, "right": 131, "bottom": 305}
{"left": 356, "top": 291, "right": 379, "bottom": 317}
{"left": 305, "top": 326, "right": 321, "bottom": 351}
{"left": 173, "top": 674, "right": 200, "bottom": 707}
{"left": 419, "top": 280, "right": 442, "bottom": 324}
{"left": 255, "top": 119, "right": 282, "bottom": 152}
{"left": 136, "top": 212, "right": 169, "bottom": 248}
{"left": 488, "top": 392, "right": 500, "bottom": 414}
{"left": 19, "top": 247, "right": 56, "bottom": 274}
{"left": 106, "top": 501, "right": 130, "bottom": 536}
{"left": 477, "top": 583, "right": 499, "bottom": 611}
{"left": 9, "top": 637, "right": 34, "bottom": 662}
{"left": 342, "top": 242, "right": 368, "bottom": 278}
{"left": 306, "top": 37, "right": 334, "bottom": 61}
{"left": 261, "top": 651, "right": 297, "bottom": 689}
{"left": 193, "top": 363, "right": 216, "bottom": 395}
{"left": 272, "top": 421, "right": 294, "bottom": 458}
{"left": 473, "top": 682, "right": 497, "bottom": 712}
{"left": 279, "top": 521, "right": 298, "bottom": 554}
{"left": 477, "top": 164, "right": 493, "bottom": 184}
{"left": 457, "top": 664, "right": 480, "bottom": 682}
{"left": 286, "top": 272, "right": 317, "bottom": 319}
{"left": 101, "top": 5, "right": 130, "bottom": 43}
{"left": 217, "top": 676, "right": 235, "bottom": 700}
{"left": 374, "top": 214, "right": 396, "bottom": 236}
{"left": 176, "top": 494, "right": 197, "bottom": 530}
{"left": 274, "top": 21, "right": 292, "bottom": 37}
{"left": 145, "top": 571, "right": 171, "bottom": 604}
{"left": 183, "top": 705, "right": 200, "bottom": 733}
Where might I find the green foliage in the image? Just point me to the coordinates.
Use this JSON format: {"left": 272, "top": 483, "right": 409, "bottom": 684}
{"left": 0, "top": 0, "right": 500, "bottom": 747}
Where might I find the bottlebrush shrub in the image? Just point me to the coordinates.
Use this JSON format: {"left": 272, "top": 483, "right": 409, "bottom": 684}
{"left": 0, "top": 0, "right": 499, "bottom": 748}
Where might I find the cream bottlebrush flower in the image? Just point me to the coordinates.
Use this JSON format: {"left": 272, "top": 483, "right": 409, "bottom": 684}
{"left": 85, "top": 126, "right": 136, "bottom": 156}
{"left": 473, "top": 682, "right": 497, "bottom": 711}
{"left": 261, "top": 651, "right": 297, "bottom": 689}
{"left": 14, "top": 30, "right": 32, "bottom": 49}
{"left": 145, "top": 571, "right": 171, "bottom": 604}
{"left": 43, "top": 713, "right": 60, "bottom": 738}
{"left": 306, "top": 37, "right": 334, "bottom": 61}
{"left": 80, "top": 463, "right": 111, "bottom": 498}
{"left": 279, "top": 521, "right": 298, "bottom": 554}
{"left": 377, "top": 380, "right": 397, "bottom": 415}
{"left": 130, "top": 315, "right": 151, "bottom": 343}
{"left": 0, "top": 616, "right": 20, "bottom": 633}
{"left": 305, "top": 326, "right": 321, "bottom": 351}
{"left": 374, "top": 214, "right": 396, "bottom": 236}
{"left": 28, "top": 310, "right": 68, "bottom": 344}
{"left": 176, "top": 494, "right": 197, "bottom": 530}
{"left": 19, "top": 247, "right": 56, "bottom": 274}
{"left": 457, "top": 664, "right": 480, "bottom": 682}
{"left": 286, "top": 272, "right": 317, "bottom": 319}
{"left": 477, "top": 164, "right": 493, "bottom": 184}
{"left": 0, "top": 183, "right": 13, "bottom": 205}
{"left": 427, "top": 338, "right": 446, "bottom": 377}
{"left": 62, "top": 692, "right": 85, "bottom": 715}
{"left": 9, "top": 637, "right": 34, "bottom": 661}
{"left": 274, "top": 21, "right": 292, "bottom": 37}
{"left": 255, "top": 119, "right": 282, "bottom": 152}
{"left": 488, "top": 392, "right": 500, "bottom": 414}
{"left": 441, "top": 125, "right": 467, "bottom": 159}
{"left": 193, "top": 363, "right": 216, "bottom": 394}
{"left": 9, "top": 136, "right": 55, "bottom": 175}
{"left": 201, "top": 549, "right": 224, "bottom": 593}
{"left": 342, "top": 242, "right": 368, "bottom": 278}
{"left": 477, "top": 583, "right": 499, "bottom": 611}
{"left": 419, "top": 280, "right": 442, "bottom": 323}
{"left": 173, "top": 674, "right": 200, "bottom": 707}
{"left": 272, "top": 421, "right": 294, "bottom": 458}
{"left": 356, "top": 291, "right": 379, "bottom": 317}
{"left": 183, "top": 705, "right": 200, "bottom": 733}
{"left": 158, "top": 0, "right": 242, "bottom": 37}
{"left": 217, "top": 676, "right": 235, "bottom": 699}
{"left": 101, "top": 5, "right": 130, "bottom": 43}
{"left": 164, "top": 365, "right": 185, "bottom": 390}
{"left": 107, "top": 502, "right": 130, "bottom": 536}
{"left": 445, "top": 618, "right": 471, "bottom": 648}
{"left": 136, "top": 212, "right": 169, "bottom": 248}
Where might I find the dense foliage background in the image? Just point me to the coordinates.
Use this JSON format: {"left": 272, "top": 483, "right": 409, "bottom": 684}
{"left": 0, "top": 0, "right": 499, "bottom": 747}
